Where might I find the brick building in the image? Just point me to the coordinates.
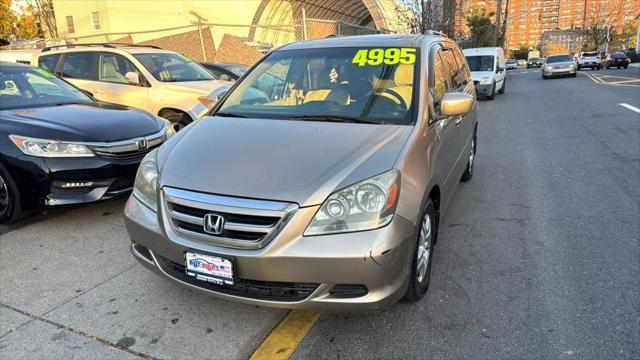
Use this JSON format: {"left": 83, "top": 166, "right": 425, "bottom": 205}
{"left": 455, "top": 0, "right": 640, "bottom": 52}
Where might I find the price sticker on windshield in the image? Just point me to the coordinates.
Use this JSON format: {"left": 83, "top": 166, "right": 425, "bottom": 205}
{"left": 34, "top": 68, "right": 57, "bottom": 78}
{"left": 352, "top": 48, "right": 416, "bottom": 67}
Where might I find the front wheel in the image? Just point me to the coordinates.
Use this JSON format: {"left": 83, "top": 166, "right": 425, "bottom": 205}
{"left": 404, "top": 199, "right": 437, "bottom": 303}
{"left": 0, "top": 164, "right": 26, "bottom": 224}
{"left": 486, "top": 83, "right": 495, "bottom": 100}
{"left": 498, "top": 79, "right": 506, "bottom": 94}
{"left": 624, "top": 64, "right": 628, "bottom": 69}
{"left": 159, "top": 110, "right": 192, "bottom": 132}
{"left": 461, "top": 132, "right": 476, "bottom": 182}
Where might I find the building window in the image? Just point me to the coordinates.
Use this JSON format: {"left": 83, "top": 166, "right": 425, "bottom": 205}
{"left": 66, "top": 15, "right": 75, "bottom": 34}
{"left": 91, "top": 11, "right": 101, "bottom": 30}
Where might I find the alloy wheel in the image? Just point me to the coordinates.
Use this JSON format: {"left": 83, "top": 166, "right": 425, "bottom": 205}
{"left": 469, "top": 138, "right": 476, "bottom": 174}
{"left": 0, "top": 173, "right": 8, "bottom": 216}
{"left": 416, "top": 213, "right": 432, "bottom": 283}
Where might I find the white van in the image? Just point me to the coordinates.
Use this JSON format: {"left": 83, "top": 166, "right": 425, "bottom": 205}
{"left": 462, "top": 47, "right": 506, "bottom": 100}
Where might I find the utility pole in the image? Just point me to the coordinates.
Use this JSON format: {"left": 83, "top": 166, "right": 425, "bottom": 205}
{"left": 495, "top": 0, "right": 503, "bottom": 46}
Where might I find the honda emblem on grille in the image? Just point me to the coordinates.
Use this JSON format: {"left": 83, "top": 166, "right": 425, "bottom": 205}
{"left": 136, "top": 138, "right": 148, "bottom": 151}
{"left": 203, "top": 213, "right": 225, "bottom": 235}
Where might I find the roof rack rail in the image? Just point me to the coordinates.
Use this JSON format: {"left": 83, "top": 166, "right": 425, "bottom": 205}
{"left": 423, "top": 30, "right": 448, "bottom": 38}
{"left": 42, "top": 42, "right": 162, "bottom": 52}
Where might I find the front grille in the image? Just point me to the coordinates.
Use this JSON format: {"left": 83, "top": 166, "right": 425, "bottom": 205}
{"left": 157, "top": 255, "right": 318, "bottom": 302}
{"left": 163, "top": 187, "right": 297, "bottom": 249}
{"left": 93, "top": 145, "right": 158, "bottom": 161}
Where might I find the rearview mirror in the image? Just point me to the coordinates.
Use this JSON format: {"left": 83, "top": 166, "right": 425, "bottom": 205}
{"left": 440, "top": 93, "right": 474, "bottom": 117}
{"left": 125, "top": 72, "right": 140, "bottom": 85}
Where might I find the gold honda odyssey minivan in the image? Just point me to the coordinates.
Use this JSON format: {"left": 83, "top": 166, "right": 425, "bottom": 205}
{"left": 124, "top": 32, "right": 478, "bottom": 311}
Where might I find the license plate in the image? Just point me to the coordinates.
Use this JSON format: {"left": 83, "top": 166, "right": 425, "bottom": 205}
{"left": 185, "top": 252, "right": 234, "bottom": 285}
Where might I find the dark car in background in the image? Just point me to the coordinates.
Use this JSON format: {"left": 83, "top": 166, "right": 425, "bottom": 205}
{"left": 0, "top": 63, "right": 173, "bottom": 223}
{"left": 527, "top": 58, "right": 543, "bottom": 68}
{"left": 602, "top": 52, "right": 630, "bottom": 69}
{"left": 200, "top": 62, "right": 249, "bottom": 82}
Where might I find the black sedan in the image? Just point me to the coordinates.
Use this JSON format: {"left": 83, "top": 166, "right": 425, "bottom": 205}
{"left": 602, "top": 53, "right": 631, "bottom": 69}
{"left": 0, "top": 63, "right": 173, "bottom": 223}
{"left": 527, "top": 58, "right": 543, "bottom": 68}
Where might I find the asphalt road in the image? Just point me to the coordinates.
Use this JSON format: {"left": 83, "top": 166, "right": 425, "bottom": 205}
{"left": 1, "top": 66, "right": 639, "bottom": 360}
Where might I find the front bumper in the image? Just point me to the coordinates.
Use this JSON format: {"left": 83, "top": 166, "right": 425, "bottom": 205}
{"left": 6, "top": 153, "right": 140, "bottom": 209}
{"left": 124, "top": 195, "right": 417, "bottom": 312}
{"left": 543, "top": 67, "right": 576, "bottom": 77}
{"left": 474, "top": 83, "right": 493, "bottom": 96}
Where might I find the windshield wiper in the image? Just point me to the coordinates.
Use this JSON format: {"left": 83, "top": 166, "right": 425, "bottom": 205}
{"left": 216, "top": 112, "right": 249, "bottom": 118}
{"left": 283, "top": 115, "right": 385, "bottom": 124}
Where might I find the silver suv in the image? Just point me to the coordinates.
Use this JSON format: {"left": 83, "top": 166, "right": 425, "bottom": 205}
{"left": 32, "top": 44, "right": 231, "bottom": 130}
{"left": 124, "top": 33, "right": 478, "bottom": 311}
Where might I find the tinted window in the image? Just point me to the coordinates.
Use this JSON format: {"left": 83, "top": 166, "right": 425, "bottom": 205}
{"left": 0, "top": 67, "right": 91, "bottom": 110}
{"left": 453, "top": 47, "right": 471, "bottom": 83}
{"left": 546, "top": 55, "right": 573, "bottom": 63}
{"left": 465, "top": 55, "right": 494, "bottom": 71}
{"left": 60, "top": 52, "right": 96, "bottom": 79}
{"left": 612, "top": 53, "right": 627, "bottom": 59}
{"left": 99, "top": 52, "right": 142, "bottom": 84}
{"left": 442, "top": 49, "right": 464, "bottom": 89}
{"left": 38, "top": 54, "right": 61, "bottom": 72}
{"left": 431, "top": 50, "right": 451, "bottom": 115}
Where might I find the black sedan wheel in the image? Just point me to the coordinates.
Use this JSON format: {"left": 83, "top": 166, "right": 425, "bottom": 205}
{"left": 0, "top": 164, "right": 24, "bottom": 224}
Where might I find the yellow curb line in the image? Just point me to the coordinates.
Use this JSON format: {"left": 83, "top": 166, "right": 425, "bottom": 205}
{"left": 607, "top": 79, "right": 640, "bottom": 84}
{"left": 250, "top": 310, "right": 321, "bottom": 360}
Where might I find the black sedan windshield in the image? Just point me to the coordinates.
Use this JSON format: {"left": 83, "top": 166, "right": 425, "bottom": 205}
{"left": 0, "top": 66, "right": 92, "bottom": 110}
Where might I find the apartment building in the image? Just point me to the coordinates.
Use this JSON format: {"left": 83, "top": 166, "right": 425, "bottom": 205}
{"left": 455, "top": 0, "right": 640, "bottom": 51}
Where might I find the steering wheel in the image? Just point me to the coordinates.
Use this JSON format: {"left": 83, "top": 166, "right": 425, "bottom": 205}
{"left": 373, "top": 88, "right": 408, "bottom": 110}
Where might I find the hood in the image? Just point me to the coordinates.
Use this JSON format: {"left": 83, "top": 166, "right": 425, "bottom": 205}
{"left": 0, "top": 102, "right": 162, "bottom": 142}
{"left": 470, "top": 71, "right": 495, "bottom": 81}
{"left": 163, "top": 79, "right": 232, "bottom": 97}
{"left": 159, "top": 117, "right": 412, "bottom": 206}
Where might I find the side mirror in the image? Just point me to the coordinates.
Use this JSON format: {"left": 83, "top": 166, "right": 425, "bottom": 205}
{"left": 124, "top": 72, "right": 140, "bottom": 85}
{"left": 212, "top": 84, "right": 232, "bottom": 101}
{"left": 440, "top": 93, "right": 474, "bottom": 117}
{"left": 497, "top": 66, "right": 505, "bottom": 72}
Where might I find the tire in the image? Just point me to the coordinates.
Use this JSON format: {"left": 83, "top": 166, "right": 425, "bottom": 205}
{"left": 0, "top": 164, "right": 26, "bottom": 224}
{"left": 461, "top": 130, "right": 476, "bottom": 182}
{"left": 577, "top": 65, "right": 581, "bottom": 70}
{"left": 486, "top": 83, "right": 495, "bottom": 100}
{"left": 404, "top": 199, "right": 437, "bottom": 303}
{"left": 571, "top": 73, "right": 577, "bottom": 78}
{"left": 159, "top": 109, "right": 192, "bottom": 132}
{"left": 607, "top": 65, "right": 610, "bottom": 69}
{"left": 542, "top": 74, "right": 547, "bottom": 80}
{"left": 498, "top": 79, "right": 505, "bottom": 94}
{"left": 624, "top": 65, "right": 628, "bottom": 69}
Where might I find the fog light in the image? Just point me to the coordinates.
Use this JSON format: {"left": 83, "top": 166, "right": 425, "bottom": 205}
{"left": 61, "top": 181, "right": 94, "bottom": 188}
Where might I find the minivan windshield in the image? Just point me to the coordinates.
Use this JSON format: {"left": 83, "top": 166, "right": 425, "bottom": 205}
{"left": 216, "top": 47, "right": 419, "bottom": 125}
{"left": 0, "top": 66, "right": 92, "bottom": 110}
{"left": 134, "top": 53, "right": 214, "bottom": 82}
{"left": 546, "top": 55, "right": 573, "bottom": 63}
{"left": 465, "top": 55, "right": 494, "bottom": 71}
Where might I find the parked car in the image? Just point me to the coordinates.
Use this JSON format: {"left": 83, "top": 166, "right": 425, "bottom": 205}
{"left": 200, "top": 62, "right": 248, "bottom": 82}
{"left": 463, "top": 47, "right": 506, "bottom": 99}
{"left": 527, "top": 57, "right": 543, "bottom": 68}
{"left": 124, "top": 33, "right": 478, "bottom": 311}
{"left": 0, "top": 62, "right": 173, "bottom": 224}
{"left": 506, "top": 59, "right": 518, "bottom": 70}
{"left": 31, "top": 43, "right": 231, "bottom": 131}
{"left": 542, "top": 54, "right": 577, "bottom": 79}
{"left": 577, "top": 51, "right": 601, "bottom": 70}
{"left": 602, "top": 52, "right": 630, "bottom": 69}
{"left": 517, "top": 59, "right": 527, "bottom": 67}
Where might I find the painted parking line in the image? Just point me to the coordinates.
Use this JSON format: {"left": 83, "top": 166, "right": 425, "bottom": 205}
{"left": 585, "top": 73, "right": 640, "bottom": 87}
{"left": 619, "top": 103, "right": 640, "bottom": 114}
{"left": 249, "top": 310, "right": 320, "bottom": 360}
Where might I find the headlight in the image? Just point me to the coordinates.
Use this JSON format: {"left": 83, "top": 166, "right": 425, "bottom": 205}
{"left": 9, "top": 135, "right": 94, "bottom": 157}
{"left": 479, "top": 76, "right": 492, "bottom": 85}
{"left": 304, "top": 170, "right": 399, "bottom": 236}
{"left": 545, "top": 65, "right": 552, "bottom": 70}
{"left": 132, "top": 149, "right": 159, "bottom": 211}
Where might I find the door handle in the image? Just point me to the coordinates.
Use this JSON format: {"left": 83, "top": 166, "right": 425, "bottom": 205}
{"left": 455, "top": 116, "right": 463, "bottom": 126}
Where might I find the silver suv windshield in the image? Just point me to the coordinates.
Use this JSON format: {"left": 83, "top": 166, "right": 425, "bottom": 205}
{"left": 134, "top": 53, "right": 214, "bottom": 82}
{"left": 216, "top": 47, "right": 419, "bottom": 125}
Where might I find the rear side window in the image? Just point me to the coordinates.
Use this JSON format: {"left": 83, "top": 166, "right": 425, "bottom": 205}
{"left": 441, "top": 49, "right": 465, "bottom": 90}
{"left": 60, "top": 52, "right": 96, "bottom": 80}
{"left": 98, "top": 52, "right": 142, "bottom": 84}
{"left": 453, "top": 47, "right": 471, "bottom": 84}
{"left": 38, "top": 54, "right": 61, "bottom": 72}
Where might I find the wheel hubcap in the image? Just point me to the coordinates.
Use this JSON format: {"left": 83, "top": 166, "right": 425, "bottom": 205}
{"left": 0, "top": 174, "right": 8, "bottom": 216}
{"left": 416, "top": 214, "right": 432, "bottom": 283}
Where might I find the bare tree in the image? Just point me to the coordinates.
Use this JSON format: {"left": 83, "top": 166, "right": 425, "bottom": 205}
{"left": 27, "top": 0, "right": 57, "bottom": 38}
{"left": 394, "top": 0, "right": 457, "bottom": 35}
{"left": 583, "top": 0, "right": 622, "bottom": 51}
